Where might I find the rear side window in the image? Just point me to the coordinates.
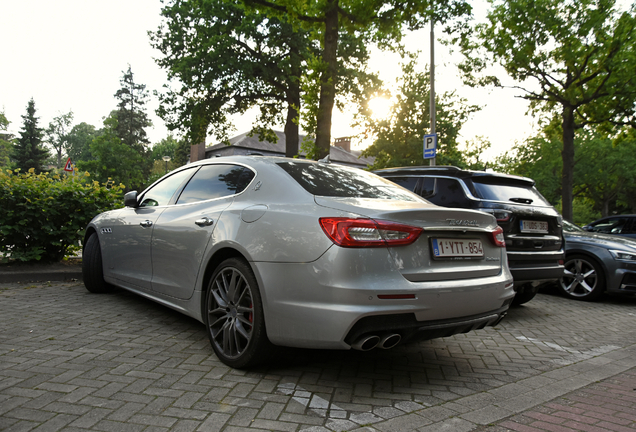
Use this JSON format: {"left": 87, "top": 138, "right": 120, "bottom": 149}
{"left": 277, "top": 162, "right": 420, "bottom": 201}
{"left": 426, "top": 177, "right": 470, "bottom": 207}
{"left": 471, "top": 178, "right": 550, "bottom": 206}
{"left": 176, "top": 164, "right": 255, "bottom": 204}
{"left": 385, "top": 176, "right": 419, "bottom": 192}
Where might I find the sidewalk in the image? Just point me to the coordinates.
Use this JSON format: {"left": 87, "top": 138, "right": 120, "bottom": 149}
{"left": 0, "top": 258, "right": 82, "bottom": 283}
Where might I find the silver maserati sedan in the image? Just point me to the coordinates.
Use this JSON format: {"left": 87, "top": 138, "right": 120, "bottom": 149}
{"left": 83, "top": 156, "right": 514, "bottom": 368}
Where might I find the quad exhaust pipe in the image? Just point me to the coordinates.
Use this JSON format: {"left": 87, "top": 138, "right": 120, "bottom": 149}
{"left": 351, "top": 333, "right": 401, "bottom": 351}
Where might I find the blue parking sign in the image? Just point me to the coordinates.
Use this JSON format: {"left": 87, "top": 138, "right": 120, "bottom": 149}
{"left": 423, "top": 134, "right": 437, "bottom": 159}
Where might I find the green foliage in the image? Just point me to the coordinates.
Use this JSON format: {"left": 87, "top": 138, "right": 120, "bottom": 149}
{"left": 0, "top": 168, "right": 124, "bottom": 262}
{"left": 151, "top": 0, "right": 315, "bottom": 155}
{"left": 0, "top": 110, "right": 13, "bottom": 169}
{"left": 246, "top": 0, "right": 472, "bottom": 158}
{"left": 65, "top": 122, "right": 99, "bottom": 163}
{"left": 494, "top": 121, "right": 636, "bottom": 220}
{"left": 76, "top": 115, "right": 146, "bottom": 192}
{"left": 12, "top": 99, "right": 49, "bottom": 173}
{"left": 359, "top": 58, "right": 479, "bottom": 169}
{"left": 45, "top": 111, "right": 74, "bottom": 169}
{"left": 457, "top": 0, "right": 636, "bottom": 221}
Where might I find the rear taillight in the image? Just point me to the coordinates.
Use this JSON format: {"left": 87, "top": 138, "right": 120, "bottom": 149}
{"left": 490, "top": 226, "right": 506, "bottom": 247}
{"left": 482, "top": 209, "right": 512, "bottom": 222}
{"left": 319, "top": 218, "right": 423, "bottom": 248}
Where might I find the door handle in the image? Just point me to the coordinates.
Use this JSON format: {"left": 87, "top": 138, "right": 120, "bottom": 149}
{"left": 140, "top": 220, "right": 153, "bottom": 228}
{"left": 195, "top": 217, "right": 214, "bottom": 227}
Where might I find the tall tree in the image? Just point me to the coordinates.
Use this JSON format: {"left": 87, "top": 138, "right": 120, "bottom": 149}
{"left": 0, "top": 110, "right": 13, "bottom": 168}
{"left": 457, "top": 0, "right": 636, "bottom": 221}
{"left": 77, "top": 114, "right": 146, "bottom": 191}
{"left": 359, "top": 58, "right": 479, "bottom": 169}
{"left": 151, "top": 0, "right": 316, "bottom": 156}
{"left": 245, "top": 0, "right": 471, "bottom": 159}
{"left": 13, "top": 99, "right": 49, "bottom": 173}
{"left": 45, "top": 111, "right": 74, "bottom": 168}
{"left": 113, "top": 66, "right": 152, "bottom": 152}
{"left": 65, "top": 122, "right": 99, "bottom": 163}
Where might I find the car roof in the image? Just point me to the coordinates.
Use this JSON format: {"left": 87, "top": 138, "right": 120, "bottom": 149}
{"left": 373, "top": 165, "right": 535, "bottom": 185}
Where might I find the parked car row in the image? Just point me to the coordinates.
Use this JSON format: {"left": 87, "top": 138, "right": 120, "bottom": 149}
{"left": 374, "top": 166, "right": 565, "bottom": 305}
{"left": 374, "top": 166, "right": 636, "bottom": 304}
{"left": 82, "top": 156, "right": 634, "bottom": 368}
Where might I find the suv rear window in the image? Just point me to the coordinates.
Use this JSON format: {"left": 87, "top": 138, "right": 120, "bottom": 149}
{"left": 471, "top": 178, "right": 550, "bottom": 206}
{"left": 277, "top": 162, "right": 420, "bottom": 201}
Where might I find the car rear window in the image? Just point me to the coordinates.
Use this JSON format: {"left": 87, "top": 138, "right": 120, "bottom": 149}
{"left": 470, "top": 178, "right": 550, "bottom": 206}
{"left": 277, "top": 162, "right": 420, "bottom": 201}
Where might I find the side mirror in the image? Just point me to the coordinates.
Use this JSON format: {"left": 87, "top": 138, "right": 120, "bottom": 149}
{"left": 124, "top": 191, "right": 139, "bottom": 208}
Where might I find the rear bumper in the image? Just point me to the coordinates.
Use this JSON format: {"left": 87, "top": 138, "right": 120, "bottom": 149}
{"left": 507, "top": 249, "right": 565, "bottom": 282}
{"left": 252, "top": 246, "right": 514, "bottom": 350}
{"left": 344, "top": 306, "right": 510, "bottom": 347}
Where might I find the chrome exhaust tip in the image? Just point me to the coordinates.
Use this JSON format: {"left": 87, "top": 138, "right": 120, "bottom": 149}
{"left": 378, "top": 333, "right": 401, "bottom": 349}
{"left": 351, "top": 335, "right": 380, "bottom": 351}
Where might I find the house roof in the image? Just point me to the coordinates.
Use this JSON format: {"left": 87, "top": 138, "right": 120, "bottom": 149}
{"left": 204, "top": 131, "right": 375, "bottom": 168}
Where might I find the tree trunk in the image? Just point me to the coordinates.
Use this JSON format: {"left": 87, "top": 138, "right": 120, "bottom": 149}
{"left": 314, "top": 0, "right": 339, "bottom": 160}
{"left": 285, "top": 45, "right": 301, "bottom": 158}
{"left": 561, "top": 105, "right": 576, "bottom": 222}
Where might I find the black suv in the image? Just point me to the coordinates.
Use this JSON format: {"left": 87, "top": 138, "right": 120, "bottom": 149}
{"left": 375, "top": 166, "right": 565, "bottom": 305}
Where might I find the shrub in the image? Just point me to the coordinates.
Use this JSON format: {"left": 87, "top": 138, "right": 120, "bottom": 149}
{"left": 0, "top": 168, "right": 124, "bottom": 262}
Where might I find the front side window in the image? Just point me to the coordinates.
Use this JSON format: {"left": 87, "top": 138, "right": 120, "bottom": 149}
{"left": 176, "top": 164, "right": 255, "bottom": 204}
{"left": 589, "top": 217, "right": 631, "bottom": 234}
{"left": 140, "top": 168, "right": 195, "bottom": 207}
{"left": 277, "top": 162, "right": 421, "bottom": 202}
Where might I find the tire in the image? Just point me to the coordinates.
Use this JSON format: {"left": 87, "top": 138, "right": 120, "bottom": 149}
{"left": 511, "top": 289, "right": 537, "bottom": 306}
{"left": 204, "top": 258, "right": 273, "bottom": 368}
{"left": 558, "top": 254, "right": 605, "bottom": 301}
{"left": 82, "top": 233, "right": 113, "bottom": 293}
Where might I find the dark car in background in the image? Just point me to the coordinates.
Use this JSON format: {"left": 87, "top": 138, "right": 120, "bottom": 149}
{"left": 558, "top": 220, "right": 636, "bottom": 301}
{"left": 583, "top": 215, "right": 636, "bottom": 239}
{"left": 374, "top": 166, "right": 565, "bottom": 305}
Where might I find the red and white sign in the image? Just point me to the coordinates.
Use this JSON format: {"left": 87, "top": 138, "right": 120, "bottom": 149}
{"left": 63, "top": 157, "right": 73, "bottom": 172}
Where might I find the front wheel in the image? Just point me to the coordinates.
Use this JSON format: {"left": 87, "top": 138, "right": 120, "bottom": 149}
{"left": 558, "top": 254, "right": 605, "bottom": 301}
{"left": 204, "top": 258, "right": 273, "bottom": 368}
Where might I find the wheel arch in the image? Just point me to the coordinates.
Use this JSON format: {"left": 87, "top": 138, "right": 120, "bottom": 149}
{"left": 199, "top": 247, "right": 251, "bottom": 318}
{"left": 83, "top": 226, "right": 98, "bottom": 253}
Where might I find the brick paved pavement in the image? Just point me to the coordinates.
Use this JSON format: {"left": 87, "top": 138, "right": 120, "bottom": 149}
{"left": 1, "top": 280, "right": 635, "bottom": 432}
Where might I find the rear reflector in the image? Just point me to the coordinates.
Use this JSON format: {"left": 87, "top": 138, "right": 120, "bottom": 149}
{"left": 319, "top": 217, "right": 423, "bottom": 248}
{"left": 377, "top": 294, "right": 416, "bottom": 299}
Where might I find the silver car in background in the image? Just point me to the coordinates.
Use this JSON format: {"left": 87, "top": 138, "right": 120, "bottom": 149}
{"left": 83, "top": 156, "right": 514, "bottom": 368}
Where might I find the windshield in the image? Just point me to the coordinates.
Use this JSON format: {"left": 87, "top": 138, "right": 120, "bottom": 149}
{"left": 277, "top": 162, "right": 422, "bottom": 201}
{"left": 471, "top": 178, "right": 551, "bottom": 206}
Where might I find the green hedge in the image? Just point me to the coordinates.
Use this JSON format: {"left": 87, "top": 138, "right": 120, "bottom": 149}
{"left": 0, "top": 168, "right": 124, "bottom": 262}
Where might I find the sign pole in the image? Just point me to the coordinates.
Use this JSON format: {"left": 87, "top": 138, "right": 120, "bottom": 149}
{"left": 429, "top": 7, "right": 436, "bottom": 166}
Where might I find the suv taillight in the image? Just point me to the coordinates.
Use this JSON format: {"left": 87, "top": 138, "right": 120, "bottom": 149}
{"left": 319, "top": 218, "right": 423, "bottom": 248}
{"left": 490, "top": 226, "right": 506, "bottom": 247}
{"left": 483, "top": 209, "right": 512, "bottom": 222}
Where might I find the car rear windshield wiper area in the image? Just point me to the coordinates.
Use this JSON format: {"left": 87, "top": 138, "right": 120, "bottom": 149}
{"left": 510, "top": 197, "right": 533, "bottom": 204}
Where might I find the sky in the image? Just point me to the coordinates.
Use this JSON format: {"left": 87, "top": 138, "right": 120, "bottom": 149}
{"left": 1, "top": 0, "right": 538, "bottom": 162}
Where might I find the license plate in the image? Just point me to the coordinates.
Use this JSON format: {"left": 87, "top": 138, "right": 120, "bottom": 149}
{"left": 520, "top": 220, "right": 548, "bottom": 233}
{"left": 431, "top": 238, "right": 484, "bottom": 258}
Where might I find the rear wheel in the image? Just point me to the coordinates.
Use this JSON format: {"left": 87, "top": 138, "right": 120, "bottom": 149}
{"left": 204, "top": 258, "right": 273, "bottom": 368}
{"left": 82, "top": 233, "right": 113, "bottom": 293}
{"left": 558, "top": 254, "right": 605, "bottom": 301}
